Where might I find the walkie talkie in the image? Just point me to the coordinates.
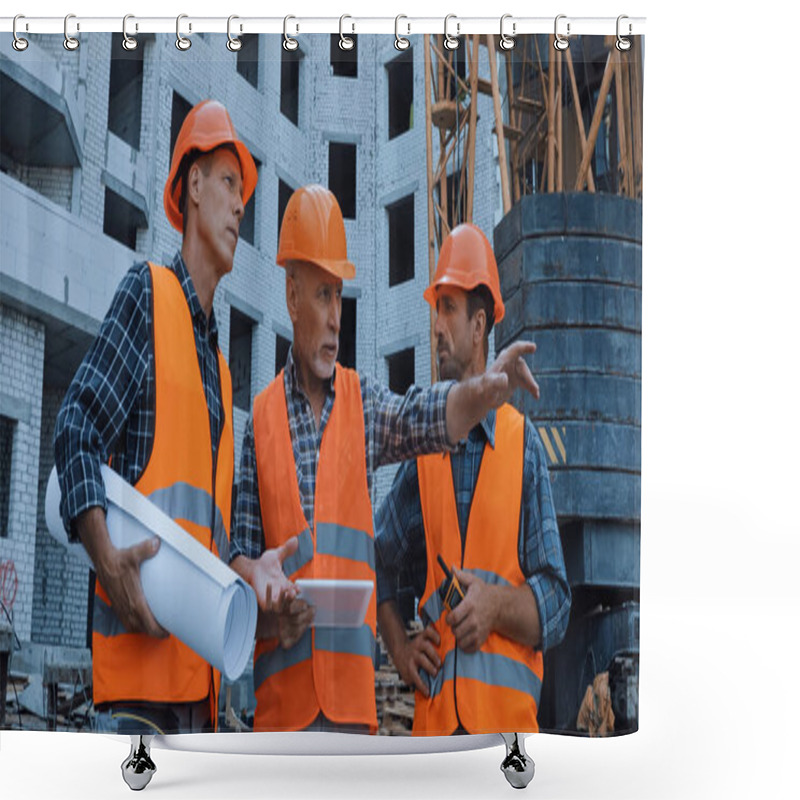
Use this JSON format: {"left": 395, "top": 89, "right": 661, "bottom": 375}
{"left": 436, "top": 554, "right": 465, "bottom": 612}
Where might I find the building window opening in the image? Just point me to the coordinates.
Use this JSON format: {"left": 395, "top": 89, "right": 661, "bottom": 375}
{"left": 387, "top": 348, "right": 415, "bottom": 395}
{"left": 278, "top": 179, "right": 293, "bottom": 235}
{"left": 339, "top": 297, "right": 357, "bottom": 369}
{"left": 236, "top": 34, "right": 260, "bottom": 89}
{"left": 170, "top": 92, "right": 193, "bottom": 160}
{"left": 230, "top": 308, "right": 255, "bottom": 411}
{"left": 239, "top": 156, "right": 261, "bottom": 247}
{"left": 328, "top": 142, "right": 356, "bottom": 220}
{"left": 388, "top": 194, "right": 415, "bottom": 287}
{"left": 281, "top": 48, "right": 301, "bottom": 125}
{"left": 103, "top": 188, "right": 146, "bottom": 251}
{"left": 330, "top": 34, "right": 358, "bottom": 78}
{"left": 275, "top": 334, "right": 291, "bottom": 377}
{"left": 0, "top": 416, "right": 14, "bottom": 538}
{"left": 108, "top": 33, "right": 144, "bottom": 150}
{"left": 387, "top": 48, "right": 413, "bottom": 140}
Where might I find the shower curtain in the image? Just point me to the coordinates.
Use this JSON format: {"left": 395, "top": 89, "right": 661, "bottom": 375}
{"left": 0, "top": 22, "right": 642, "bottom": 741}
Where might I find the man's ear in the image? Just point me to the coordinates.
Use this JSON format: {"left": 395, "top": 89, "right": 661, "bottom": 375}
{"left": 286, "top": 272, "right": 299, "bottom": 324}
{"left": 186, "top": 161, "right": 203, "bottom": 214}
{"left": 473, "top": 307, "right": 486, "bottom": 348}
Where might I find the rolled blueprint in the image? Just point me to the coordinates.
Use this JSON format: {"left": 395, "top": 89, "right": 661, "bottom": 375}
{"left": 45, "top": 466, "right": 256, "bottom": 682}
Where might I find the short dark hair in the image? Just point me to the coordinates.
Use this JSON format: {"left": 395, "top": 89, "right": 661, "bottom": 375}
{"left": 466, "top": 284, "right": 495, "bottom": 362}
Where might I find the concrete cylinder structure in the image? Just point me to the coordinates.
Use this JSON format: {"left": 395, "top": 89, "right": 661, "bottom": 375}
{"left": 494, "top": 192, "right": 641, "bottom": 731}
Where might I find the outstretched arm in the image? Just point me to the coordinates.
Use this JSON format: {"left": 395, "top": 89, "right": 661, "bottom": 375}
{"left": 445, "top": 340, "right": 539, "bottom": 445}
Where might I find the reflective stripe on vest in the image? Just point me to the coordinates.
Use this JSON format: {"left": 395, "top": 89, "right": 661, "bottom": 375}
{"left": 281, "top": 528, "right": 314, "bottom": 578}
{"left": 421, "top": 648, "right": 543, "bottom": 702}
{"left": 148, "top": 482, "right": 230, "bottom": 564}
{"left": 413, "top": 404, "right": 543, "bottom": 735}
{"left": 91, "top": 263, "right": 234, "bottom": 722}
{"left": 251, "top": 365, "right": 378, "bottom": 732}
{"left": 316, "top": 522, "right": 375, "bottom": 570}
{"left": 253, "top": 623, "right": 376, "bottom": 690}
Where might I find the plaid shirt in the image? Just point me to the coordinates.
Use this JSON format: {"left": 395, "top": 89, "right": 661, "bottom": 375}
{"left": 54, "top": 253, "right": 224, "bottom": 538}
{"left": 374, "top": 409, "right": 571, "bottom": 653}
{"left": 230, "top": 348, "right": 453, "bottom": 562}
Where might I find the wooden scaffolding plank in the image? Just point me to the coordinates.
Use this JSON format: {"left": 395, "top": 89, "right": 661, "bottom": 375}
{"left": 477, "top": 76, "right": 493, "bottom": 95}
{"left": 547, "top": 36, "right": 556, "bottom": 193}
{"left": 513, "top": 95, "right": 543, "bottom": 114}
{"left": 556, "top": 46, "right": 563, "bottom": 192}
{"left": 564, "top": 47, "right": 596, "bottom": 192}
{"left": 505, "top": 49, "right": 521, "bottom": 203}
{"left": 614, "top": 49, "right": 630, "bottom": 196}
{"left": 466, "top": 35, "right": 479, "bottom": 221}
{"left": 486, "top": 33, "right": 512, "bottom": 213}
{"left": 575, "top": 50, "right": 615, "bottom": 192}
{"left": 631, "top": 37, "right": 644, "bottom": 195}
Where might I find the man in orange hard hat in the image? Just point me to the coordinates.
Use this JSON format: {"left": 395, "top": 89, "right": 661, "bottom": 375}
{"left": 374, "top": 223, "right": 571, "bottom": 736}
{"left": 230, "top": 188, "right": 545, "bottom": 734}
{"left": 54, "top": 100, "right": 294, "bottom": 746}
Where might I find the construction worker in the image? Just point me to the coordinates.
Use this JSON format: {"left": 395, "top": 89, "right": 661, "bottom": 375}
{"left": 230, "top": 186, "right": 542, "bottom": 733}
{"left": 54, "top": 100, "right": 294, "bottom": 737}
{"left": 374, "top": 223, "right": 571, "bottom": 735}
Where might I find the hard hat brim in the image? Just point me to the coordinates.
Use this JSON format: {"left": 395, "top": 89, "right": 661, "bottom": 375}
{"left": 424, "top": 276, "right": 506, "bottom": 323}
{"left": 277, "top": 251, "right": 356, "bottom": 281}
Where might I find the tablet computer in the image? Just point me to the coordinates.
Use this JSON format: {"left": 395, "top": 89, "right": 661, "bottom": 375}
{"left": 294, "top": 579, "right": 374, "bottom": 628}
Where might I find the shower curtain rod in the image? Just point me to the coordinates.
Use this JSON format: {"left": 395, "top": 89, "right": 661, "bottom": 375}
{"left": 0, "top": 15, "right": 646, "bottom": 37}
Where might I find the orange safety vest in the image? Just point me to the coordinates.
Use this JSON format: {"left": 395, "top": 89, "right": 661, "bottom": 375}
{"left": 251, "top": 366, "right": 377, "bottom": 732}
{"left": 413, "top": 404, "right": 543, "bottom": 735}
{"left": 92, "top": 263, "right": 234, "bottom": 728}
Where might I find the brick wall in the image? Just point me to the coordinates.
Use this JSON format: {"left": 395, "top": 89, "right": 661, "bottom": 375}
{"left": 31, "top": 388, "right": 91, "bottom": 648}
{"left": 0, "top": 305, "right": 44, "bottom": 643}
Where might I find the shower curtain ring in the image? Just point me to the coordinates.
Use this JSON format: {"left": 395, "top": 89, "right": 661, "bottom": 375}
{"left": 499, "top": 14, "right": 516, "bottom": 51}
{"left": 443, "top": 14, "right": 459, "bottom": 51}
{"left": 339, "top": 15, "right": 354, "bottom": 50}
{"left": 554, "top": 14, "right": 569, "bottom": 51}
{"left": 394, "top": 15, "right": 410, "bottom": 51}
{"left": 64, "top": 14, "right": 80, "bottom": 51}
{"left": 122, "top": 15, "right": 138, "bottom": 51}
{"left": 616, "top": 15, "right": 632, "bottom": 51}
{"left": 176, "top": 14, "right": 192, "bottom": 51}
{"left": 12, "top": 15, "right": 29, "bottom": 51}
{"left": 227, "top": 15, "right": 242, "bottom": 52}
{"left": 283, "top": 16, "right": 299, "bottom": 51}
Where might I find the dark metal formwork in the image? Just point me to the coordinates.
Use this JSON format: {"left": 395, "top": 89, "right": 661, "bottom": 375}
{"left": 494, "top": 192, "right": 641, "bottom": 732}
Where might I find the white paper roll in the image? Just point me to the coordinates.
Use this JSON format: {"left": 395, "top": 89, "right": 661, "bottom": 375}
{"left": 45, "top": 466, "right": 257, "bottom": 682}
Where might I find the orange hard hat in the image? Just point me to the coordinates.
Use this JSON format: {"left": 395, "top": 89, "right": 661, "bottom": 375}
{"left": 424, "top": 223, "right": 505, "bottom": 323}
{"left": 277, "top": 185, "right": 355, "bottom": 279}
{"left": 164, "top": 99, "right": 258, "bottom": 233}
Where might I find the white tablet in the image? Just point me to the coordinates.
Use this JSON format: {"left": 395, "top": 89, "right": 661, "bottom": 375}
{"left": 294, "top": 579, "right": 373, "bottom": 628}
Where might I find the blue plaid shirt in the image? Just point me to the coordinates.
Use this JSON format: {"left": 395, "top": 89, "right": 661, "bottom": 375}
{"left": 54, "top": 253, "right": 224, "bottom": 538}
{"left": 375, "top": 409, "right": 571, "bottom": 653}
{"left": 230, "top": 348, "right": 454, "bottom": 562}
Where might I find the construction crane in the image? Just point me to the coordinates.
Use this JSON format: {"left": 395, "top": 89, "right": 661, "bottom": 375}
{"left": 423, "top": 33, "right": 644, "bottom": 377}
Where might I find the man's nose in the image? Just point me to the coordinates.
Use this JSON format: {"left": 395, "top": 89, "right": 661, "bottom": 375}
{"left": 330, "top": 299, "right": 341, "bottom": 333}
